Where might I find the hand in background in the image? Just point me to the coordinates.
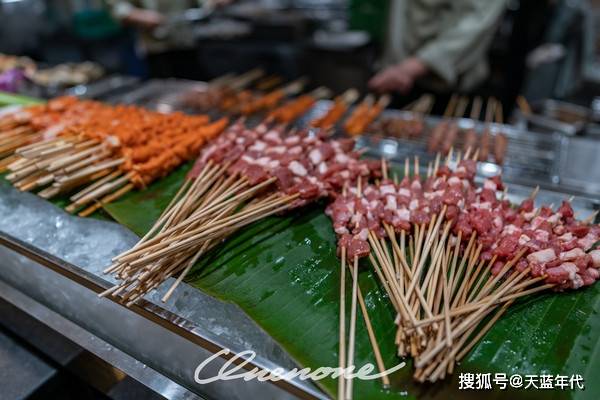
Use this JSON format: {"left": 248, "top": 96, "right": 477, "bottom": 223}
{"left": 125, "top": 8, "right": 165, "bottom": 30}
{"left": 368, "top": 58, "right": 428, "bottom": 94}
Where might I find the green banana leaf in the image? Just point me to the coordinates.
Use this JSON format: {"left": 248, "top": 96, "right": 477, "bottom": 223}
{"left": 104, "top": 163, "right": 599, "bottom": 400}
{"left": 0, "top": 91, "right": 44, "bottom": 106}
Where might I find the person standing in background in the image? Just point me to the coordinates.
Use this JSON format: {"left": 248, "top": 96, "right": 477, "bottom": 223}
{"left": 368, "top": 0, "right": 507, "bottom": 96}
{"left": 108, "top": 0, "right": 230, "bottom": 79}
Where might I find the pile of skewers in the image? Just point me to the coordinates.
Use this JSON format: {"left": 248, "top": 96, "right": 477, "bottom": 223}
{"left": 326, "top": 150, "right": 600, "bottom": 389}
{"left": 2, "top": 77, "right": 597, "bottom": 396}
{"left": 343, "top": 95, "right": 391, "bottom": 136}
{"left": 0, "top": 96, "right": 228, "bottom": 216}
{"left": 427, "top": 96, "right": 508, "bottom": 164}
{"left": 182, "top": 70, "right": 288, "bottom": 113}
{"left": 267, "top": 87, "right": 331, "bottom": 124}
{"left": 102, "top": 120, "right": 382, "bottom": 305}
{"left": 310, "top": 89, "right": 360, "bottom": 130}
{"left": 368, "top": 95, "right": 433, "bottom": 139}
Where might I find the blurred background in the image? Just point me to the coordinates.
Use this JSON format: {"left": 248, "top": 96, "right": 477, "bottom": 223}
{"left": 1, "top": 0, "right": 600, "bottom": 111}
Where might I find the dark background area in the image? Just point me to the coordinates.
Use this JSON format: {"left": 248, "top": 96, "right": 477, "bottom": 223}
{"left": 1, "top": 0, "right": 598, "bottom": 115}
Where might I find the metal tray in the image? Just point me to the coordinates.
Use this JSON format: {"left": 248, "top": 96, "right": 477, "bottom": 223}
{"left": 512, "top": 99, "right": 590, "bottom": 136}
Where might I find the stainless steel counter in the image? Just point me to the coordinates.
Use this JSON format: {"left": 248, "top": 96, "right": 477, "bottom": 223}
{"left": 0, "top": 182, "right": 325, "bottom": 400}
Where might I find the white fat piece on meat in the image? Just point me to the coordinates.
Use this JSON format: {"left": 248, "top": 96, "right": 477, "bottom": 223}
{"left": 318, "top": 162, "right": 328, "bottom": 175}
{"left": 357, "top": 228, "right": 369, "bottom": 241}
{"left": 559, "top": 248, "right": 586, "bottom": 261}
{"left": 289, "top": 161, "right": 307, "bottom": 176}
{"left": 309, "top": 148, "right": 323, "bottom": 165}
{"left": 590, "top": 250, "right": 600, "bottom": 268}
{"left": 518, "top": 234, "right": 531, "bottom": 246}
{"left": 264, "top": 130, "right": 282, "bottom": 143}
{"left": 385, "top": 195, "right": 397, "bottom": 210}
{"left": 284, "top": 136, "right": 300, "bottom": 145}
{"left": 397, "top": 208, "right": 410, "bottom": 221}
{"left": 523, "top": 209, "right": 537, "bottom": 221}
{"left": 533, "top": 229, "right": 550, "bottom": 242}
{"left": 335, "top": 226, "right": 349, "bottom": 235}
{"left": 288, "top": 146, "right": 303, "bottom": 155}
{"left": 380, "top": 184, "right": 395, "bottom": 195}
{"left": 335, "top": 153, "right": 350, "bottom": 164}
{"left": 267, "top": 146, "right": 286, "bottom": 154}
{"left": 502, "top": 224, "right": 521, "bottom": 235}
{"left": 409, "top": 199, "right": 419, "bottom": 210}
{"left": 448, "top": 176, "right": 462, "bottom": 187}
{"left": 578, "top": 233, "right": 598, "bottom": 251}
{"left": 398, "top": 188, "right": 411, "bottom": 197}
{"left": 527, "top": 248, "right": 557, "bottom": 264}
{"left": 483, "top": 179, "right": 498, "bottom": 191}
{"left": 249, "top": 140, "right": 267, "bottom": 152}
{"left": 558, "top": 232, "right": 574, "bottom": 241}
{"left": 268, "top": 160, "right": 280, "bottom": 169}
{"left": 255, "top": 157, "right": 271, "bottom": 167}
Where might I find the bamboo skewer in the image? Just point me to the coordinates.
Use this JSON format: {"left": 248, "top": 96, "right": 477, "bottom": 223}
{"left": 345, "top": 256, "right": 359, "bottom": 400}
{"left": 348, "top": 263, "right": 390, "bottom": 387}
{"left": 338, "top": 247, "right": 347, "bottom": 400}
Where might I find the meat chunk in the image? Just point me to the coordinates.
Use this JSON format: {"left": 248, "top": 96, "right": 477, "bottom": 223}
{"left": 546, "top": 262, "right": 578, "bottom": 285}
{"left": 590, "top": 250, "right": 600, "bottom": 268}
{"left": 527, "top": 248, "right": 556, "bottom": 265}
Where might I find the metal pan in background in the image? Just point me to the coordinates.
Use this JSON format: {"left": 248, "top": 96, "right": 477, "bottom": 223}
{"left": 513, "top": 98, "right": 590, "bottom": 136}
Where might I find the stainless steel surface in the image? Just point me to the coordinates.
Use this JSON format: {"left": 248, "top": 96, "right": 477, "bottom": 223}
{"left": 0, "top": 279, "right": 203, "bottom": 400}
{"left": 0, "top": 182, "right": 325, "bottom": 400}
{"left": 65, "top": 75, "right": 141, "bottom": 100}
{"left": 315, "top": 102, "right": 599, "bottom": 200}
{"left": 512, "top": 99, "right": 591, "bottom": 136}
{"left": 557, "top": 135, "right": 600, "bottom": 197}
{"left": 0, "top": 322, "right": 56, "bottom": 400}
{"left": 364, "top": 113, "right": 558, "bottom": 183}
{"left": 303, "top": 101, "right": 577, "bottom": 197}
{"left": 104, "top": 79, "right": 210, "bottom": 113}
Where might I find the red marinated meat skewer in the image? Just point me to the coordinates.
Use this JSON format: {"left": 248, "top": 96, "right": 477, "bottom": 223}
{"left": 462, "top": 96, "right": 482, "bottom": 153}
{"left": 106, "top": 121, "right": 383, "bottom": 305}
{"left": 478, "top": 129, "right": 491, "bottom": 161}
{"left": 478, "top": 98, "right": 497, "bottom": 162}
{"left": 493, "top": 101, "right": 508, "bottom": 165}
{"left": 428, "top": 95, "right": 458, "bottom": 153}
{"left": 494, "top": 133, "right": 508, "bottom": 165}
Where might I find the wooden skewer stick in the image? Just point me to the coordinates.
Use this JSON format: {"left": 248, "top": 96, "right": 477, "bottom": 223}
{"left": 338, "top": 247, "right": 347, "bottom": 400}
{"left": 125, "top": 195, "right": 298, "bottom": 267}
{"left": 66, "top": 171, "right": 132, "bottom": 212}
{"left": 443, "top": 95, "right": 459, "bottom": 119}
{"left": 78, "top": 183, "right": 135, "bottom": 217}
{"left": 70, "top": 170, "right": 123, "bottom": 202}
{"left": 516, "top": 95, "right": 532, "bottom": 115}
{"left": 161, "top": 240, "right": 212, "bottom": 302}
{"left": 368, "top": 232, "right": 422, "bottom": 336}
{"left": 383, "top": 224, "right": 433, "bottom": 319}
{"left": 415, "top": 264, "right": 533, "bottom": 368}
{"left": 454, "top": 96, "right": 469, "bottom": 119}
{"left": 441, "top": 243, "right": 453, "bottom": 348}
{"left": 405, "top": 207, "right": 447, "bottom": 300}
{"left": 410, "top": 280, "right": 552, "bottom": 329}
{"left": 116, "top": 178, "right": 278, "bottom": 263}
{"left": 345, "top": 256, "right": 359, "bottom": 400}
{"left": 348, "top": 261, "right": 390, "bottom": 388}
{"left": 495, "top": 100, "right": 504, "bottom": 125}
